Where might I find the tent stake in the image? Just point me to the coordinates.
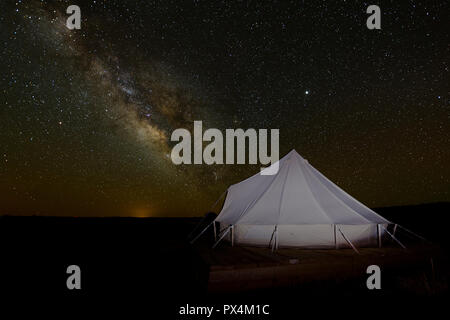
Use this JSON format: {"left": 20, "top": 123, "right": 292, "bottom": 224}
{"left": 338, "top": 227, "right": 360, "bottom": 254}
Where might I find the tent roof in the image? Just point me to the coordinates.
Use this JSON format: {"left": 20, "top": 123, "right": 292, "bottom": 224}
{"left": 216, "top": 149, "right": 390, "bottom": 226}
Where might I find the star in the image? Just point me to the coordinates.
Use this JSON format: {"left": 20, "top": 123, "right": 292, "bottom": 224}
{"left": 0, "top": 0, "right": 447, "bottom": 217}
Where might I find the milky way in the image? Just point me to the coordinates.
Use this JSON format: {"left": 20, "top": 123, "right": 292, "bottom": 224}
{"left": 1, "top": 0, "right": 449, "bottom": 217}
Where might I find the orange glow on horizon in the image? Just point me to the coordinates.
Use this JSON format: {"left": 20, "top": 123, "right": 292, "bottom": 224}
{"left": 132, "top": 206, "right": 154, "bottom": 218}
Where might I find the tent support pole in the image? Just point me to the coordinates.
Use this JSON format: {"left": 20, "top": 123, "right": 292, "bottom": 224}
{"left": 212, "top": 226, "right": 231, "bottom": 249}
{"left": 338, "top": 227, "right": 360, "bottom": 254}
{"left": 269, "top": 225, "right": 277, "bottom": 251}
{"left": 381, "top": 225, "right": 406, "bottom": 249}
{"left": 190, "top": 221, "right": 214, "bottom": 244}
{"left": 269, "top": 225, "right": 278, "bottom": 252}
{"left": 271, "top": 231, "right": 278, "bottom": 252}
{"left": 231, "top": 225, "right": 234, "bottom": 247}
{"left": 213, "top": 222, "right": 217, "bottom": 242}
{"left": 393, "top": 224, "right": 398, "bottom": 237}
{"left": 377, "top": 224, "right": 382, "bottom": 248}
{"left": 275, "top": 227, "right": 279, "bottom": 250}
{"left": 334, "top": 224, "right": 338, "bottom": 249}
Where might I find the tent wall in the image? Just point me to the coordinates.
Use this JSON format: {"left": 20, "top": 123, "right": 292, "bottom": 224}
{"left": 216, "top": 150, "right": 390, "bottom": 227}
{"left": 220, "top": 223, "right": 388, "bottom": 249}
{"left": 211, "top": 150, "right": 392, "bottom": 250}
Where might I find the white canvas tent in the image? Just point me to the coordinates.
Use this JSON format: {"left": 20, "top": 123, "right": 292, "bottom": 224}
{"left": 192, "top": 149, "right": 413, "bottom": 252}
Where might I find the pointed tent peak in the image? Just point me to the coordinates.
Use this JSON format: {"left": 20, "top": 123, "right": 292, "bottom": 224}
{"left": 248, "top": 149, "right": 308, "bottom": 179}
{"left": 286, "top": 149, "right": 302, "bottom": 158}
{"left": 284, "top": 149, "right": 308, "bottom": 163}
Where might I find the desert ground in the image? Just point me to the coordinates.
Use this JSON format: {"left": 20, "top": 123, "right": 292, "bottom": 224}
{"left": 1, "top": 203, "right": 448, "bottom": 313}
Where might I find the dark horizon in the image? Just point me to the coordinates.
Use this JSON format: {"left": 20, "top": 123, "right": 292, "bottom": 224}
{"left": 1, "top": 201, "right": 449, "bottom": 218}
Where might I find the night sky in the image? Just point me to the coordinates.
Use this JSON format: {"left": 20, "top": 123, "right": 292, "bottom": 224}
{"left": 1, "top": 0, "right": 448, "bottom": 217}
